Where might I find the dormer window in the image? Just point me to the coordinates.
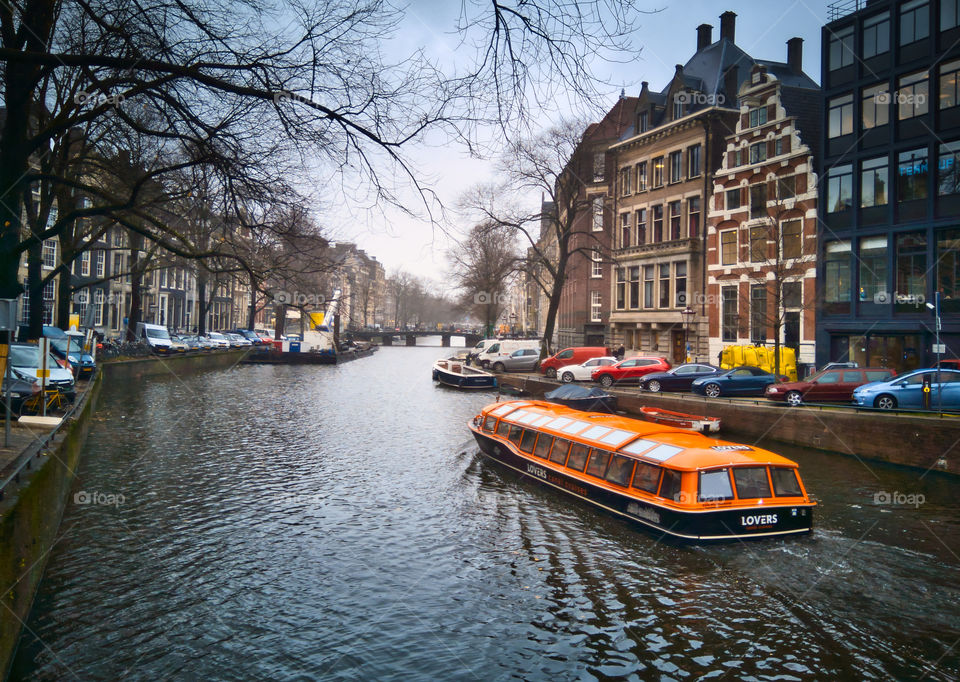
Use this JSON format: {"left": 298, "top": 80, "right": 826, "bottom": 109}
{"left": 673, "top": 99, "right": 685, "bottom": 120}
{"left": 752, "top": 70, "right": 762, "bottom": 85}
{"left": 638, "top": 111, "right": 649, "bottom": 133}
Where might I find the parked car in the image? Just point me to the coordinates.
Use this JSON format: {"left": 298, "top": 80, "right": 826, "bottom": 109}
{"left": 175, "top": 335, "right": 201, "bottom": 351}
{"left": 852, "top": 368, "right": 960, "bottom": 409}
{"left": 135, "top": 322, "right": 173, "bottom": 353}
{"left": 691, "top": 366, "right": 779, "bottom": 398}
{"left": 3, "top": 371, "right": 41, "bottom": 414}
{"left": 206, "top": 332, "right": 230, "bottom": 349}
{"left": 491, "top": 348, "right": 541, "bottom": 372}
{"left": 168, "top": 335, "right": 189, "bottom": 353}
{"left": 766, "top": 367, "right": 897, "bottom": 406}
{"left": 223, "top": 332, "right": 252, "bottom": 347}
{"left": 557, "top": 357, "right": 618, "bottom": 383}
{"left": 939, "top": 358, "right": 960, "bottom": 371}
{"left": 539, "top": 346, "right": 609, "bottom": 379}
{"left": 476, "top": 339, "right": 540, "bottom": 369}
{"left": 639, "top": 364, "right": 723, "bottom": 392}
{"left": 591, "top": 356, "right": 671, "bottom": 388}
{"left": 232, "top": 329, "right": 264, "bottom": 345}
{"left": 9, "top": 343, "right": 76, "bottom": 400}
{"left": 42, "top": 326, "right": 96, "bottom": 379}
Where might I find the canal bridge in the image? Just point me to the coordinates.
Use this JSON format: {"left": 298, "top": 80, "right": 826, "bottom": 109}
{"left": 347, "top": 330, "right": 482, "bottom": 347}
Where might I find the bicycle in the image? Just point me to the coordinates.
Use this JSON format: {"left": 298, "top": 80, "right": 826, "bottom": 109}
{"left": 20, "top": 388, "right": 68, "bottom": 415}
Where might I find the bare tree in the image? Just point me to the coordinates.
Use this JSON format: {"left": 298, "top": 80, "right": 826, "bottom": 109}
{"left": 449, "top": 221, "right": 519, "bottom": 335}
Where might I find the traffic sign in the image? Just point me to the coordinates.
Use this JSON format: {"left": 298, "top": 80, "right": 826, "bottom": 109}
{"left": 933, "top": 343, "right": 946, "bottom": 354}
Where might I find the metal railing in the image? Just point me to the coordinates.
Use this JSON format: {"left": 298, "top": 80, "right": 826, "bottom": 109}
{"left": 827, "top": 0, "right": 868, "bottom": 22}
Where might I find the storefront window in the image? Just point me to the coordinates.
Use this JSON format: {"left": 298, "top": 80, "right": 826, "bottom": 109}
{"left": 825, "top": 240, "right": 852, "bottom": 312}
{"left": 937, "top": 228, "right": 960, "bottom": 312}
{"left": 895, "top": 232, "right": 927, "bottom": 310}
{"left": 859, "top": 236, "right": 888, "bottom": 302}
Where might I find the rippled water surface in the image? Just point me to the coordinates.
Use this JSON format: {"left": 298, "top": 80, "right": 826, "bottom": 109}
{"left": 11, "top": 345, "right": 960, "bottom": 680}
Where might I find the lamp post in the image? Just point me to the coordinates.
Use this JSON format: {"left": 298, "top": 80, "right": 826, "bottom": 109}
{"left": 681, "top": 307, "right": 695, "bottom": 363}
{"left": 509, "top": 312, "right": 517, "bottom": 336}
{"left": 926, "top": 291, "right": 942, "bottom": 414}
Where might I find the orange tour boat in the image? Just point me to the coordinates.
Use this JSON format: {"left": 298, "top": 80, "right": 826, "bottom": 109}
{"left": 468, "top": 400, "right": 815, "bottom": 541}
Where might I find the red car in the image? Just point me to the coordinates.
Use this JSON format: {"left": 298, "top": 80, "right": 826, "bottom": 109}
{"left": 591, "top": 356, "right": 671, "bottom": 387}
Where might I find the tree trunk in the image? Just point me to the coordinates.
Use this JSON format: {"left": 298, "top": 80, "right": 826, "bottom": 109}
{"left": 27, "top": 241, "right": 43, "bottom": 339}
{"left": 247, "top": 272, "right": 257, "bottom": 329}
{"left": 56, "top": 258, "right": 73, "bottom": 327}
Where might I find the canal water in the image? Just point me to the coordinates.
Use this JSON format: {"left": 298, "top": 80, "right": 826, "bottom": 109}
{"left": 10, "top": 345, "right": 960, "bottom": 680}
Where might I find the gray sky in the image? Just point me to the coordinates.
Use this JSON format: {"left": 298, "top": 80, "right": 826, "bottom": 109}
{"left": 325, "top": 1, "right": 830, "bottom": 287}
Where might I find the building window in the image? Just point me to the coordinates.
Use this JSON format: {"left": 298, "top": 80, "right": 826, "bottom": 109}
{"left": 638, "top": 111, "right": 648, "bottom": 133}
{"left": 591, "top": 291, "right": 602, "bottom": 322}
{"left": 687, "top": 197, "right": 700, "bottom": 237}
{"left": 592, "top": 197, "right": 603, "bottom": 231}
{"left": 829, "top": 93, "right": 854, "bottom": 137}
{"left": 720, "top": 230, "right": 737, "bottom": 266}
{"left": 898, "top": 71, "right": 929, "bottom": 120}
{"left": 669, "top": 201, "right": 681, "bottom": 240}
{"left": 636, "top": 161, "right": 647, "bottom": 192}
{"left": 749, "top": 183, "right": 767, "bottom": 219}
{"left": 721, "top": 287, "right": 738, "bottom": 342}
{"left": 659, "top": 263, "right": 670, "bottom": 308}
{"left": 859, "top": 236, "right": 888, "bottom": 302}
{"left": 75, "top": 289, "right": 88, "bottom": 321}
{"left": 939, "top": 141, "right": 960, "bottom": 195}
{"left": 940, "top": 59, "right": 960, "bottom": 109}
{"left": 616, "top": 267, "right": 626, "bottom": 309}
{"left": 944, "top": 0, "right": 960, "bottom": 29}
{"left": 829, "top": 25, "right": 855, "bottom": 69}
{"left": 687, "top": 144, "right": 701, "bottom": 178}
{"left": 652, "top": 156, "right": 664, "bottom": 187}
{"left": 936, "top": 229, "right": 960, "bottom": 310}
{"left": 629, "top": 266, "right": 640, "bottom": 309}
{"left": 748, "top": 106, "right": 767, "bottom": 128}
{"left": 673, "top": 98, "right": 685, "bottom": 120}
{"left": 783, "top": 281, "right": 802, "bottom": 309}
{"left": 782, "top": 220, "right": 802, "bottom": 259}
{"left": 900, "top": 0, "right": 929, "bottom": 45}
{"left": 636, "top": 208, "right": 647, "bottom": 244}
{"left": 42, "top": 239, "right": 57, "bottom": 268}
{"left": 593, "top": 152, "right": 605, "bottom": 182}
{"left": 675, "top": 262, "right": 687, "bottom": 306}
{"left": 669, "top": 150, "right": 682, "bottom": 183}
{"left": 862, "top": 83, "right": 890, "bottom": 128}
{"left": 749, "top": 226, "right": 767, "bottom": 262}
{"left": 861, "top": 156, "right": 889, "bottom": 207}
{"left": 95, "top": 250, "right": 105, "bottom": 277}
{"left": 898, "top": 148, "right": 929, "bottom": 202}
{"left": 726, "top": 187, "right": 741, "bottom": 210}
{"left": 863, "top": 12, "right": 890, "bottom": 57}
{"left": 619, "top": 166, "right": 632, "bottom": 197}
{"left": 827, "top": 164, "right": 853, "bottom": 213}
{"left": 896, "top": 232, "right": 927, "bottom": 302}
{"left": 113, "top": 253, "right": 123, "bottom": 280}
{"left": 749, "top": 141, "right": 767, "bottom": 164}
{"left": 777, "top": 175, "right": 796, "bottom": 200}
{"left": 94, "top": 288, "right": 105, "bottom": 326}
{"left": 750, "top": 285, "right": 767, "bottom": 343}
{"left": 80, "top": 251, "right": 90, "bottom": 277}
{"left": 652, "top": 205, "right": 663, "bottom": 242}
{"left": 620, "top": 213, "right": 631, "bottom": 248}
{"left": 591, "top": 248, "right": 602, "bottom": 278}
{"left": 643, "top": 265, "right": 654, "bottom": 309}
{"left": 825, "top": 240, "right": 852, "bottom": 306}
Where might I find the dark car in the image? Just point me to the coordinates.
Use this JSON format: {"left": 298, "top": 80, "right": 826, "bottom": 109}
{"left": 691, "top": 366, "right": 779, "bottom": 398}
{"left": 591, "top": 356, "right": 671, "bottom": 388}
{"left": 765, "top": 367, "right": 897, "bottom": 406}
{"left": 639, "top": 363, "right": 722, "bottom": 392}
{"left": 42, "top": 326, "right": 97, "bottom": 379}
{"left": 232, "top": 329, "right": 265, "bottom": 345}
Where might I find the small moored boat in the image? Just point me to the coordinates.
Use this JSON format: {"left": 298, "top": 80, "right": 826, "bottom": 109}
{"left": 638, "top": 406, "right": 720, "bottom": 434}
{"left": 544, "top": 384, "right": 618, "bottom": 413}
{"left": 433, "top": 356, "right": 497, "bottom": 390}
{"left": 469, "top": 400, "right": 814, "bottom": 541}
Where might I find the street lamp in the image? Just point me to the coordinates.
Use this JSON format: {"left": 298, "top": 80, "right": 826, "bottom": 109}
{"left": 509, "top": 312, "right": 517, "bottom": 335}
{"left": 926, "top": 291, "right": 942, "bottom": 414}
{"left": 681, "top": 307, "right": 695, "bottom": 363}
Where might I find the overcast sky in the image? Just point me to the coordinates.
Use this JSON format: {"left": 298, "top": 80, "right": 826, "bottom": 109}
{"left": 323, "top": 1, "right": 830, "bottom": 288}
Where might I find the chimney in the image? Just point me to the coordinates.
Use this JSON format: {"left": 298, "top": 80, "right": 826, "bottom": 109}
{"left": 720, "top": 11, "right": 736, "bottom": 43}
{"left": 787, "top": 37, "right": 803, "bottom": 75}
{"left": 697, "top": 23, "right": 713, "bottom": 51}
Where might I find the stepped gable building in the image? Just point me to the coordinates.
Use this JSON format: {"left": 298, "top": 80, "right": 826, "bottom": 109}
{"left": 705, "top": 40, "right": 820, "bottom": 370}
{"left": 607, "top": 12, "right": 757, "bottom": 363}
{"left": 817, "top": 0, "right": 960, "bottom": 372}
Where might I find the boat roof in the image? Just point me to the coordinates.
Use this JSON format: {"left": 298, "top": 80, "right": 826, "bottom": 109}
{"left": 481, "top": 400, "right": 798, "bottom": 472}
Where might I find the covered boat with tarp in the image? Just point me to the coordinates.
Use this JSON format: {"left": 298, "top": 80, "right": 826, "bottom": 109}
{"left": 544, "top": 384, "right": 618, "bottom": 413}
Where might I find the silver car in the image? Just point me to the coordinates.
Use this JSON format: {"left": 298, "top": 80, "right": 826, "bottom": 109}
{"left": 491, "top": 348, "right": 540, "bottom": 372}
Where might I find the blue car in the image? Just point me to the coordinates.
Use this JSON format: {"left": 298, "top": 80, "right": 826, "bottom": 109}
{"left": 852, "top": 368, "right": 960, "bottom": 410}
{"left": 639, "top": 363, "right": 723, "bottom": 392}
{"left": 691, "top": 366, "right": 779, "bottom": 398}
{"left": 42, "top": 326, "right": 97, "bottom": 379}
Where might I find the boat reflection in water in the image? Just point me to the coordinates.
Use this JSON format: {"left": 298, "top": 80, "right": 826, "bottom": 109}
{"left": 469, "top": 400, "right": 815, "bottom": 541}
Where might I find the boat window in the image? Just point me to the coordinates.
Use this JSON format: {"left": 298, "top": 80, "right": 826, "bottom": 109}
{"left": 519, "top": 429, "right": 538, "bottom": 453}
{"left": 550, "top": 438, "right": 571, "bottom": 465}
{"left": 598, "top": 429, "right": 633, "bottom": 446}
{"left": 506, "top": 409, "right": 530, "bottom": 422}
{"left": 699, "top": 469, "right": 734, "bottom": 502}
{"left": 483, "top": 416, "right": 497, "bottom": 431}
{"left": 581, "top": 425, "right": 612, "bottom": 441}
{"left": 659, "top": 469, "right": 683, "bottom": 501}
{"left": 546, "top": 417, "right": 573, "bottom": 430}
{"left": 621, "top": 438, "right": 656, "bottom": 455}
{"left": 585, "top": 449, "right": 611, "bottom": 477}
{"left": 604, "top": 455, "right": 635, "bottom": 486}
{"left": 496, "top": 420, "right": 511, "bottom": 437}
{"left": 533, "top": 434, "right": 553, "bottom": 459}
{"left": 508, "top": 426, "right": 524, "bottom": 445}
{"left": 642, "top": 444, "right": 683, "bottom": 462}
{"left": 491, "top": 404, "right": 517, "bottom": 417}
{"left": 561, "top": 420, "right": 590, "bottom": 435}
{"left": 632, "top": 462, "right": 662, "bottom": 493}
{"left": 517, "top": 412, "right": 543, "bottom": 425}
{"left": 770, "top": 467, "right": 803, "bottom": 496}
{"left": 566, "top": 443, "right": 589, "bottom": 471}
{"left": 532, "top": 415, "right": 554, "bottom": 428}
{"left": 732, "top": 467, "right": 771, "bottom": 499}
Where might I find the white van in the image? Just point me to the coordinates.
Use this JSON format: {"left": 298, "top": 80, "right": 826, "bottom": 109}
{"left": 135, "top": 322, "right": 173, "bottom": 353}
{"left": 477, "top": 339, "right": 541, "bottom": 368}
{"left": 467, "top": 338, "right": 499, "bottom": 362}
